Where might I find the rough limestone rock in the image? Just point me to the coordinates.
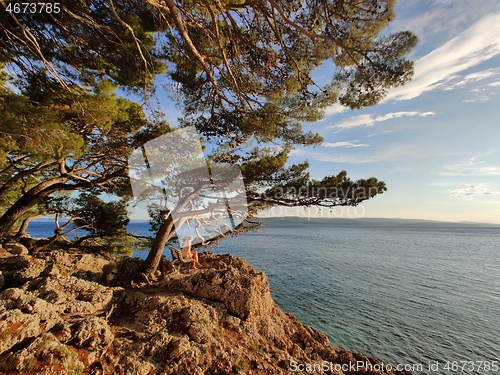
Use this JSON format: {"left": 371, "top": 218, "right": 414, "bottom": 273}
{"left": 71, "top": 316, "right": 114, "bottom": 350}
{"left": 0, "top": 332, "right": 85, "bottom": 374}
{"left": 4, "top": 242, "right": 29, "bottom": 255}
{"left": 0, "top": 255, "right": 46, "bottom": 289}
{"left": 169, "top": 253, "right": 273, "bottom": 320}
{"left": 0, "top": 308, "right": 43, "bottom": 354}
{"left": 0, "top": 250, "right": 413, "bottom": 375}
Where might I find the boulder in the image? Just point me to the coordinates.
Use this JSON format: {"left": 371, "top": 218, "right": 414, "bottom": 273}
{"left": 169, "top": 253, "right": 275, "bottom": 320}
{"left": 0, "top": 255, "right": 46, "bottom": 289}
{"left": 4, "top": 242, "right": 29, "bottom": 255}
{"left": 0, "top": 308, "right": 42, "bottom": 354}
{"left": 71, "top": 316, "right": 114, "bottom": 350}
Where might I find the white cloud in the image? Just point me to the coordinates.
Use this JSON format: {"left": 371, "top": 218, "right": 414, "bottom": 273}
{"left": 392, "top": 0, "right": 500, "bottom": 41}
{"left": 461, "top": 91, "right": 496, "bottom": 104}
{"left": 386, "top": 13, "right": 500, "bottom": 101}
{"left": 487, "top": 81, "right": 500, "bottom": 87}
{"left": 322, "top": 141, "right": 369, "bottom": 148}
{"left": 375, "top": 111, "right": 434, "bottom": 122}
{"left": 443, "top": 67, "right": 500, "bottom": 90}
{"left": 439, "top": 156, "right": 500, "bottom": 176}
{"left": 323, "top": 103, "right": 346, "bottom": 116}
{"left": 448, "top": 184, "right": 500, "bottom": 198}
{"left": 393, "top": 9, "right": 449, "bottom": 39}
{"left": 327, "top": 111, "right": 435, "bottom": 129}
{"left": 366, "top": 130, "right": 394, "bottom": 138}
{"left": 308, "top": 152, "right": 378, "bottom": 164}
{"left": 289, "top": 149, "right": 304, "bottom": 156}
{"left": 290, "top": 143, "right": 415, "bottom": 164}
{"left": 328, "top": 114, "right": 375, "bottom": 129}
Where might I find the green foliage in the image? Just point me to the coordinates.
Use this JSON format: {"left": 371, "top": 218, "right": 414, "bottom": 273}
{"left": 147, "top": 204, "right": 169, "bottom": 234}
{"left": 233, "top": 358, "right": 247, "bottom": 372}
{"left": 0, "top": 0, "right": 166, "bottom": 88}
{"left": 72, "top": 193, "right": 130, "bottom": 237}
{"left": 240, "top": 147, "right": 292, "bottom": 186}
{"left": 44, "top": 192, "right": 137, "bottom": 254}
{"left": 2, "top": 0, "right": 416, "bottom": 153}
{"left": 1, "top": 1, "right": 415, "bottom": 269}
{"left": 1, "top": 82, "right": 84, "bottom": 163}
{"left": 249, "top": 169, "right": 387, "bottom": 213}
{"left": 162, "top": 0, "right": 416, "bottom": 149}
{"left": 0, "top": 73, "right": 168, "bottom": 236}
{"left": 0, "top": 63, "right": 7, "bottom": 86}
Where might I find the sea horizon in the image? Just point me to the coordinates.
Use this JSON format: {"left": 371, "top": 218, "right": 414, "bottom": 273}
{"left": 27, "top": 215, "right": 500, "bottom": 227}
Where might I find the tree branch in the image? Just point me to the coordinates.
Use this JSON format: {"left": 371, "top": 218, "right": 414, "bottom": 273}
{"left": 108, "top": 0, "right": 151, "bottom": 83}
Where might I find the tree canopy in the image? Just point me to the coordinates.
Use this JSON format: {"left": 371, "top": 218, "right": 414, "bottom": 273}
{"left": 1, "top": 0, "right": 416, "bottom": 278}
{"left": 0, "top": 75, "right": 164, "bottom": 238}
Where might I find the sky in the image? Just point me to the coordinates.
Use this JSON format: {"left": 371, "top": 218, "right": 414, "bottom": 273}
{"left": 277, "top": 0, "right": 500, "bottom": 224}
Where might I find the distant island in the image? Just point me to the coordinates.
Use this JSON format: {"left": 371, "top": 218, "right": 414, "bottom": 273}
{"left": 258, "top": 216, "right": 500, "bottom": 228}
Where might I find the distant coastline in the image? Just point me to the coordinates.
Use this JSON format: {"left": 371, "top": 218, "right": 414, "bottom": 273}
{"left": 256, "top": 216, "right": 500, "bottom": 228}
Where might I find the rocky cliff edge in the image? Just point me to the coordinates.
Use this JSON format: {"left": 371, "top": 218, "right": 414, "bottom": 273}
{"left": 0, "top": 245, "right": 411, "bottom": 375}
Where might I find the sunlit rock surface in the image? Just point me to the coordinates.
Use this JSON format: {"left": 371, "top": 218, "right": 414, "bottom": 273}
{"left": 0, "top": 248, "right": 412, "bottom": 374}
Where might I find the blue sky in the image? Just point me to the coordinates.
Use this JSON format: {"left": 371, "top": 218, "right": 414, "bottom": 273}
{"left": 278, "top": 0, "right": 500, "bottom": 224}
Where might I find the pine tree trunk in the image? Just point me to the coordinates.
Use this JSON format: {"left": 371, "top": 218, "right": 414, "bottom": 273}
{"left": 0, "top": 203, "right": 32, "bottom": 238}
{"left": 141, "top": 215, "right": 176, "bottom": 278}
{"left": 15, "top": 214, "right": 45, "bottom": 237}
{"left": 0, "top": 179, "right": 67, "bottom": 238}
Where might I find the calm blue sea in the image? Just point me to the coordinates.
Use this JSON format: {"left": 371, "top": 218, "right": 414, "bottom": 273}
{"left": 26, "top": 218, "right": 500, "bottom": 374}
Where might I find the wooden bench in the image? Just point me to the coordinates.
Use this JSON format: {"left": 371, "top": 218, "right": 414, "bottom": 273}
{"left": 168, "top": 246, "right": 195, "bottom": 273}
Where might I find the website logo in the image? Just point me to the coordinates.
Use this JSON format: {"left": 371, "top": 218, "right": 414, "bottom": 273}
{"left": 128, "top": 126, "right": 248, "bottom": 245}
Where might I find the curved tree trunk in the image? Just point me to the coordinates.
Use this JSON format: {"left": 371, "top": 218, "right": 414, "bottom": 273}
{"left": 140, "top": 215, "right": 176, "bottom": 279}
{"left": 0, "top": 178, "right": 67, "bottom": 238}
{"left": 0, "top": 165, "right": 125, "bottom": 238}
{"left": 15, "top": 214, "right": 45, "bottom": 238}
{"left": 0, "top": 195, "right": 49, "bottom": 238}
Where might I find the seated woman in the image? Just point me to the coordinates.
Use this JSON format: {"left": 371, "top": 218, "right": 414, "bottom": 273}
{"left": 181, "top": 235, "right": 202, "bottom": 269}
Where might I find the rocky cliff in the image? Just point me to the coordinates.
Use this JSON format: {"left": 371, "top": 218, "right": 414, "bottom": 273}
{"left": 0, "top": 245, "right": 411, "bottom": 375}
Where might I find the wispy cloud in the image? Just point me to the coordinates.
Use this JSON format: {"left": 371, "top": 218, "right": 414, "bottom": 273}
{"left": 446, "top": 68, "right": 500, "bottom": 103}
{"left": 392, "top": 0, "right": 500, "bottom": 41}
{"left": 328, "top": 114, "right": 374, "bottom": 129}
{"left": 375, "top": 111, "right": 435, "bottom": 121}
{"left": 386, "top": 12, "right": 500, "bottom": 101}
{"left": 438, "top": 156, "right": 500, "bottom": 176}
{"left": 322, "top": 141, "right": 369, "bottom": 148}
{"left": 461, "top": 89, "right": 497, "bottom": 103}
{"left": 392, "top": 9, "right": 449, "bottom": 40}
{"left": 444, "top": 67, "right": 500, "bottom": 90}
{"left": 327, "top": 111, "right": 434, "bottom": 129}
{"left": 323, "top": 103, "right": 346, "bottom": 116}
{"left": 303, "top": 152, "right": 379, "bottom": 164}
{"left": 290, "top": 144, "right": 413, "bottom": 164}
{"left": 366, "top": 130, "right": 394, "bottom": 138}
{"left": 448, "top": 184, "right": 500, "bottom": 198}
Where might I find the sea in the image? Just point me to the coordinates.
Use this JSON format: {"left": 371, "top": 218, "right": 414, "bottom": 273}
{"left": 25, "top": 217, "right": 500, "bottom": 374}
